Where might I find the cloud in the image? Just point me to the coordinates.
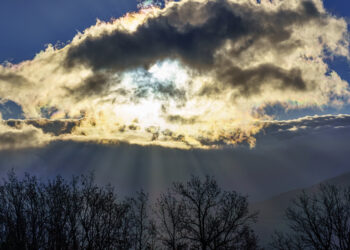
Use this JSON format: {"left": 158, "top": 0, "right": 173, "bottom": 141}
{"left": 66, "top": 73, "right": 118, "bottom": 99}
{"left": 63, "top": 0, "right": 339, "bottom": 99}
{"left": 166, "top": 115, "right": 198, "bottom": 124}
{"left": 5, "top": 119, "right": 81, "bottom": 136}
{"left": 212, "top": 63, "right": 308, "bottom": 97}
{"left": 0, "top": 114, "right": 349, "bottom": 203}
{"left": 0, "top": 119, "right": 52, "bottom": 150}
{"left": 0, "top": 0, "right": 348, "bottom": 149}
{"left": 0, "top": 113, "right": 346, "bottom": 151}
{"left": 261, "top": 114, "right": 350, "bottom": 138}
{"left": 0, "top": 72, "right": 29, "bottom": 85}
{"left": 65, "top": 0, "right": 320, "bottom": 72}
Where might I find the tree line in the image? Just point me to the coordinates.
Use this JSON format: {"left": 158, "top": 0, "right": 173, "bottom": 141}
{"left": 0, "top": 172, "right": 349, "bottom": 250}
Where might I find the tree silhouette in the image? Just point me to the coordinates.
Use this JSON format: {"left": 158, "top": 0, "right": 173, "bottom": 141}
{"left": 157, "top": 175, "right": 259, "bottom": 250}
{"left": 129, "top": 190, "right": 156, "bottom": 250}
{"left": 155, "top": 190, "right": 186, "bottom": 249}
{"left": 0, "top": 173, "right": 47, "bottom": 249}
{"left": 0, "top": 172, "right": 134, "bottom": 250}
{"left": 271, "top": 184, "right": 350, "bottom": 250}
{"left": 78, "top": 174, "right": 132, "bottom": 250}
{"left": 0, "top": 171, "right": 260, "bottom": 250}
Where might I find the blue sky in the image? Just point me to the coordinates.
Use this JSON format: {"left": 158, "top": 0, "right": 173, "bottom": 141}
{"left": 0, "top": 0, "right": 348, "bottom": 64}
{"left": 0, "top": 0, "right": 138, "bottom": 63}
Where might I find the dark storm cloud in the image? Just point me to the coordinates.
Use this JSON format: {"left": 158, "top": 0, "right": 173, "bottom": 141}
{"left": 65, "top": 0, "right": 247, "bottom": 71}
{"left": 66, "top": 0, "right": 320, "bottom": 71}
{"left": 66, "top": 73, "right": 123, "bottom": 100}
{"left": 75, "top": 73, "right": 111, "bottom": 97}
{"left": 211, "top": 63, "right": 308, "bottom": 97}
{"left": 5, "top": 119, "right": 81, "bottom": 136}
{"left": 64, "top": 0, "right": 321, "bottom": 96}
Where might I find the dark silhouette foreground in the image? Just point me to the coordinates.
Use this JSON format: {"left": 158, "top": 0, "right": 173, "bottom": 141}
{"left": 0, "top": 172, "right": 258, "bottom": 250}
{"left": 1, "top": 171, "right": 348, "bottom": 250}
{"left": 271, "top": 184, "right": 350, "bottom": 250}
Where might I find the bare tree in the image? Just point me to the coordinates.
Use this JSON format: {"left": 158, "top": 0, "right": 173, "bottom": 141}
{"left": 66, "top": 176, "right": 83, "bottom": 250}
{"left": 129, "top": 190, "right": 157, "bottom": 250}
{"left": 155, "top": 190, "right": 186, "bottom": 249}
{"left": 169, "top": 175, "right": 259, "bottom": 250}
{"left": 78, "top": 174, "right": 132, "bottom": 250}
{"left": 271, "top": 184, "right": 350, "bottom": 250}
{"left": 0, "top": 172, "right": 261, "bottom": 250}
{"left": 0, "top": 172, "right": 134, "bottom": 250}
{"left": 147, "top": 220, "right": 159, "bottom": 250}
{"left": 45, "top": 176, "right": 72, "bottom": 250}
{"left": 0, "top": 172, "right": 47, "bottom": 250}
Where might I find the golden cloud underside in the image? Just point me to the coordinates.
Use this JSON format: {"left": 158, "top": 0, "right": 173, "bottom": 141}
{"left": 2, "top": 114, "right": 350, "bottom": 150}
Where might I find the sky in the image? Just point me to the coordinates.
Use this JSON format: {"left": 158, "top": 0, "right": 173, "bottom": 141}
{"left": 1, "top": 0, "right": 348, "bottom": 86}
{"left": 0, "top": 1, "right": 348, "bottom": 60}
{"left": 0, "top": 0, "right": 138, "bottom": 63}
{"left": 0, "top": 0, "right": 349, "bottom": 200}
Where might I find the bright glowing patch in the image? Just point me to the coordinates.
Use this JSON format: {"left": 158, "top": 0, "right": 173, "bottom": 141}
{"left": 149, "top": 60, "right": 189, "bottom": 88}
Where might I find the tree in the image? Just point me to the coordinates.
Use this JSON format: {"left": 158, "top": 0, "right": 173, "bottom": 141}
{"left": 129, "top": 190, "right": 157, "bottom": 250}
{"left": 271, "top": 184, "right": 350, "bottom": 250}
{"left": 77, "top": 174, "right": 132, "bottom": 250}
{"left": 0, "top": 172, "right": 47, "bottom": 250}
{"left": 45, "top": 175, "right": 72, "bottom": 250}
{"left": 0, "top": 172, "right": 261, "bottom": 250}
{"left": 155, "top": 190, "right": 186, "bottom": 249}
{"left": 160, "top": 175, "right": 259, "bottom": 250}
{"left": 0, "top": 171, "right": 134, "bottom": 250}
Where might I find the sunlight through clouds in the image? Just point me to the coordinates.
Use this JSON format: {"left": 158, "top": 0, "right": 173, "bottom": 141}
{"left": 0, "top": 0, "right": 349, "bottom": 149}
